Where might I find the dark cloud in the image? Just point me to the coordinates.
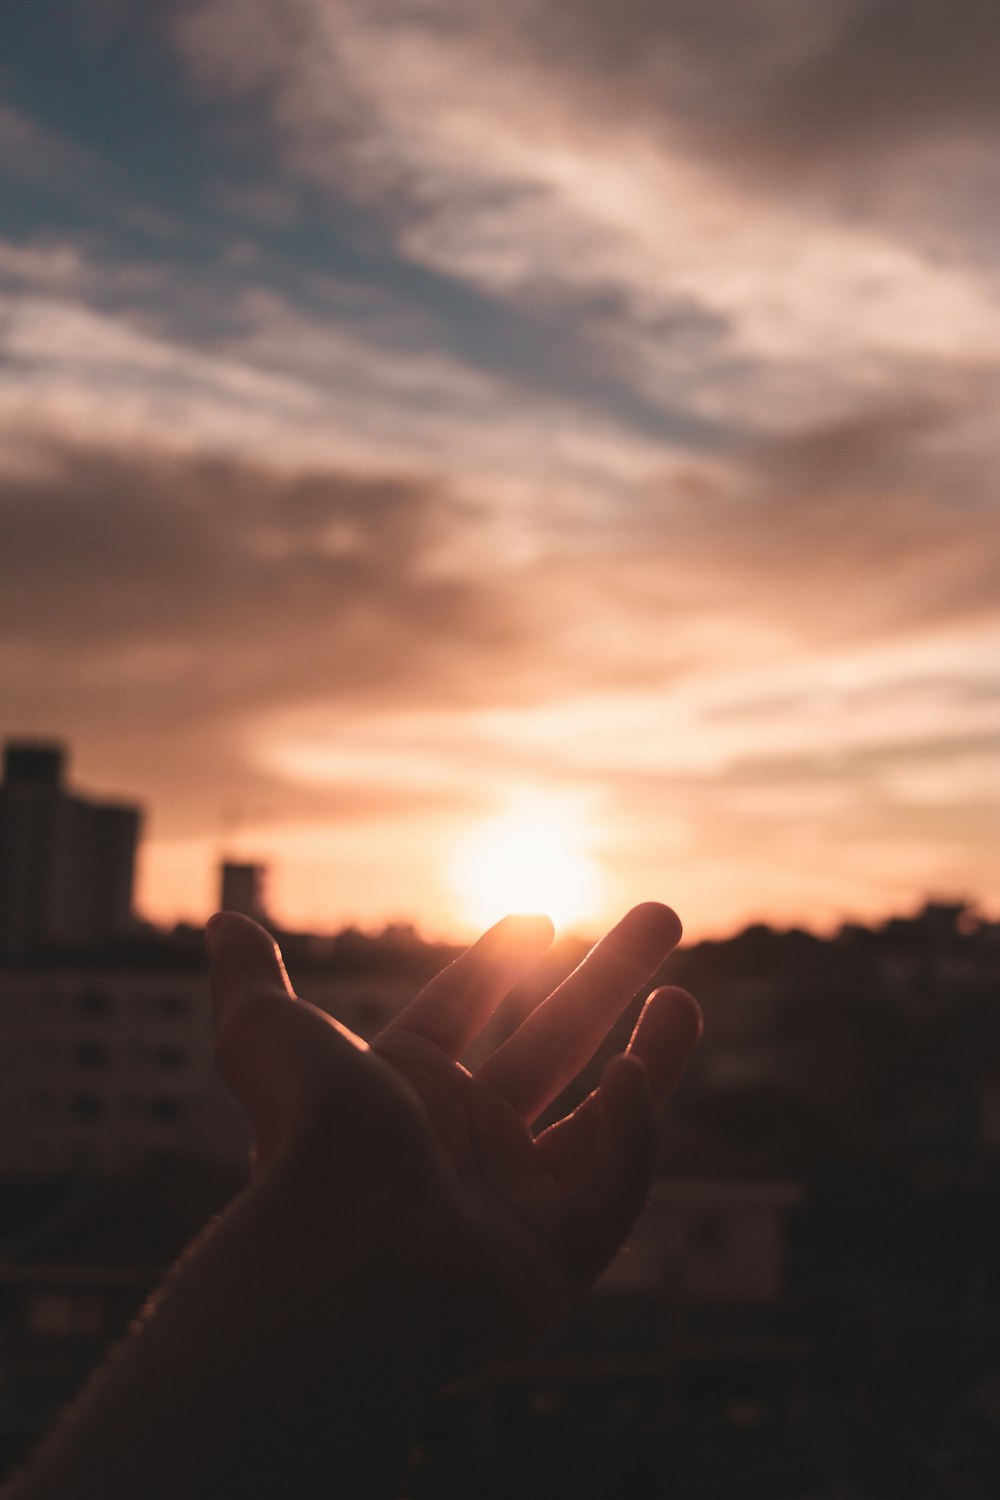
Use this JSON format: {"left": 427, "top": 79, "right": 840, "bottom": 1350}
{"left": 3, "top": 388, "right": 995, "bottom": 742}
{"left": 752, "top": 0, "right": 1000, "bottom": 156}
{"left": 0, "top": 437, "right": 525, "bottom": 683}
{"left": 623, "top": 390, "right": 1000, "bottom": 645}
{"left": 462, "top": 389, "right": 1000, "bottom": 708}
{"left": 522, "top": 0, "right": 1000, "bottom": 180}
{"left": 0, "top": 436, "right": 535, "bottom": 821}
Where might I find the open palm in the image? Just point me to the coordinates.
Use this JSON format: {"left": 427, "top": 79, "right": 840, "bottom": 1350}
{"left": 207, "top": 904, "right": 701, "bottom": 1376}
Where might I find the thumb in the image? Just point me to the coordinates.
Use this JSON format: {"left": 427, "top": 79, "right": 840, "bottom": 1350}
{"left": 205, "top": 912, "right": 357, "bottom": 1166}
{"left": 205, "top": 910, "right": 295, "bottom": 1027}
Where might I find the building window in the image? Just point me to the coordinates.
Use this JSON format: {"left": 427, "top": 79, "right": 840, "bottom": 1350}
{"left": 70, "top": 1092, "right": 105, "bottom": 1123}
{"left": 157, "top": 994, "right": 190, "bottom": 1019}
{"left": 152, "top": 1044, "right": 187, "bottom": 1071}
{"left": 688, "top": 1211, "right": 729, "bottom": 1258}
{"left": 149, "top": 1096, "right": 181, "bottom": 1123}
{"left": 77, "top": 989, "right": 114, "bottom": 1018}
{"left": 72, "top": 1040, "right": 111, "bottom": 1069}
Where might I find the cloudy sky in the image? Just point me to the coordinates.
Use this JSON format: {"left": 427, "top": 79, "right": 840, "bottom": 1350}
{"left": 2, "top": 0, "right": 997, "bottom": 939}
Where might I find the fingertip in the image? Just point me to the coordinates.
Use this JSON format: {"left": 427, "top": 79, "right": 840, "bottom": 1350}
{"left": 632, "top": 900, "right": 682, "bottom": 934}
{"left": 205, "top": 909, "right": 274, "bottom": 957}
{"left": 483, "top": 911, "right": 556, "bottom": 951}
{"left": 626, "top": 985, "right": 702, "bottom": 1110}
{"left": 612, "top": 902, "right": 682, "bottom": 962}
{"left": 651, "top": 985, "right": 703, "bottom": 1047}
{"left": 205, "top": 912, "right": 294, "bottom": 1024}
{"left": 204, "top": 910, "right": 231, "bottom": 957}
{"left": 505, "top": 911, "right": 556, "bottom": 939}
{"left": 519, "top": 911, "right": 556, "bottom": 948}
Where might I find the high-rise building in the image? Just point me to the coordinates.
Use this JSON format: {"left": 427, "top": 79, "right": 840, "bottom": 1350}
{"left": 219, "top": 861, "right": 269, "bottom": 924}
{"left": 0, "top": 742, "right": 141, "bottom": 957}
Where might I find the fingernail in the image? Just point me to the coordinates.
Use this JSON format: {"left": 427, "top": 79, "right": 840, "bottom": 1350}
{"left": 204, "top": 912, "right": 228, "bottom": 958}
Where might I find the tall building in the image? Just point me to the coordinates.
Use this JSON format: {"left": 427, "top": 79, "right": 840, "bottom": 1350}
{"left": 219, "top": 860, "right": 269, "bottom": 925}
{"left": 0, "top": 742, "right": 141, "bottom": 957}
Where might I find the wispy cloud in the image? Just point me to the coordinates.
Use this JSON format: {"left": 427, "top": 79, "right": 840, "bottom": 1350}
{"left": 174, "top": 0, "right": 1000, "bottom": 432}
{"left": 0, "top": 102, "right": 108, "bottom": 190}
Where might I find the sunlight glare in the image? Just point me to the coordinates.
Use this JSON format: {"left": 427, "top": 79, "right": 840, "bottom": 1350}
{"left": 450, "top": 798, "right": 604, "bottom": 932}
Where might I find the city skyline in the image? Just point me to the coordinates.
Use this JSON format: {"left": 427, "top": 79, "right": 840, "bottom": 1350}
{"left": 2, "top": 2, "right": 998, "bottom": 939}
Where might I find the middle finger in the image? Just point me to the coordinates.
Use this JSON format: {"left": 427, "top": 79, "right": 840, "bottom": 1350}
{"left": 475, "top": 902, "right": 681, "bottom": 1122}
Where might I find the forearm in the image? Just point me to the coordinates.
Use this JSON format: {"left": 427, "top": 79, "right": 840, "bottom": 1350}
{"left": 2, "top": 1179, "right": 427, "bottom": 1500}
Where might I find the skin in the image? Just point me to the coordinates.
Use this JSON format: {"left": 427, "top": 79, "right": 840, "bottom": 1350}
{"left": 3, "top": 903, "right": 701, "bottom": 1500}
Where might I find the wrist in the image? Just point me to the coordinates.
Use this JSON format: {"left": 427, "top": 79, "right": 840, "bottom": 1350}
{"left": 6, "top": 1181, "right": 429, "bottom": 1500}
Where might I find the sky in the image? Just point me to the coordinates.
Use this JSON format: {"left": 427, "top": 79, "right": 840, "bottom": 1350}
{"left": 1, "top": 0, "right": 997, "bottom": 940}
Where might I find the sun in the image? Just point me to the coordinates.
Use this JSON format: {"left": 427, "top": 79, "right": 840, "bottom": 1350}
{"left": 450, "top": 798, "right": 604, "bottom": 933}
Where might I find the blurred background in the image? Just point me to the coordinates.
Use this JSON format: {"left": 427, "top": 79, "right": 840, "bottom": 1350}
{"left": 1, "top": 2, "right": 998, "bottom": 1495}
{"left": 1, "top": 0, "right": 997, "bottom": 941}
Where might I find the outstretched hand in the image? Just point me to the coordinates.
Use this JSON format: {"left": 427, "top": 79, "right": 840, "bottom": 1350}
{"left": 1, "top": 904, "right": 701, "bottom": 1500}
{"left": 207, "top": 903, "right": 701, "bottom": 1378}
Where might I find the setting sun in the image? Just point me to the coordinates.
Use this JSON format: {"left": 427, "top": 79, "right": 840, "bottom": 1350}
{"left": 450, "top": 798, "right": 604, "bottom": 933}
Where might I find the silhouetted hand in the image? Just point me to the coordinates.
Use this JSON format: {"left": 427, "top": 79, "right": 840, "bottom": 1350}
{"left": 206, "top": 903, "right": 701, "bottom": 1379}
{"left": 3, "top": 905, "right": 701, "bottom": 1500}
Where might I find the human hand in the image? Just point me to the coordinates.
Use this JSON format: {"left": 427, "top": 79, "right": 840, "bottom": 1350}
{"left": 0, "top": 906, "right": 701, "bottom": 1500}
{"left": 207, "top": 903, "right": 701, "bottom": 1380}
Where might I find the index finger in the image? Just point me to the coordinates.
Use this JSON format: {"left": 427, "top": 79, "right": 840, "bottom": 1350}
{"left": 382, "top": 912, "right": 554, "bottom": 1057}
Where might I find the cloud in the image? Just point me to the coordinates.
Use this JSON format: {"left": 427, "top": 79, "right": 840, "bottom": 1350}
{"left": 3, "top": 385, "right": 996, "bottom": 826}
{"left": 658, "top": 394, "right": 1000, "bottom": 641}
{"left": 0, "top": 238, "right": 86, "bottom": 289}
{"left": 213, "top": 181, "right": 302, "bottom": 228}
{"left": 5, "top": 388, "right": 995, "bottom": 692}
{"left": 0, "top": 102, "right": 108, "bottom": 191}
{"left": 523, "top": 389, "right": 1000, "bottom": 681}
{"left": 0, "top": 258, "right": 682, "bottom": 504}
{"left": 1, "top": 401, "right": 994, "bottom": 936}
{"left": 0, "top": 436, "right": 488, "bottom": 675}
{"left": 515, "top": 1, "right": 1000, "bottom": 159}
{"left": 4, "top": 2, "right": 998, "bottom": 932}
{"left": 729, "top": 0, "right": 1000, "bottom": 163}
{"left": 0, "top": 432, "right": 534, "bottom": 830}
{"left": 170, "top": 0, "right": 1000, "bottom": 441}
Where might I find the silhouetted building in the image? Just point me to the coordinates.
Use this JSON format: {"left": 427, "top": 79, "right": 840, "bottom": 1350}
{"left": 219, "top": 860, "right": 268, "bottom": 924}
{"left": 0, "top": 928, "right": 448, "bottom": 1175}
{"left": 0, "top": 743, "right": 140, "bottom": 957}
{"left": 0, "top": 955, "right": 248, "bottom": 1174}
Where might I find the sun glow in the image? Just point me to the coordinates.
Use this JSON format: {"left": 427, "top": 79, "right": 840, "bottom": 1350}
{"left": 450, "top": 798, "right": 604, "bottom": 933}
